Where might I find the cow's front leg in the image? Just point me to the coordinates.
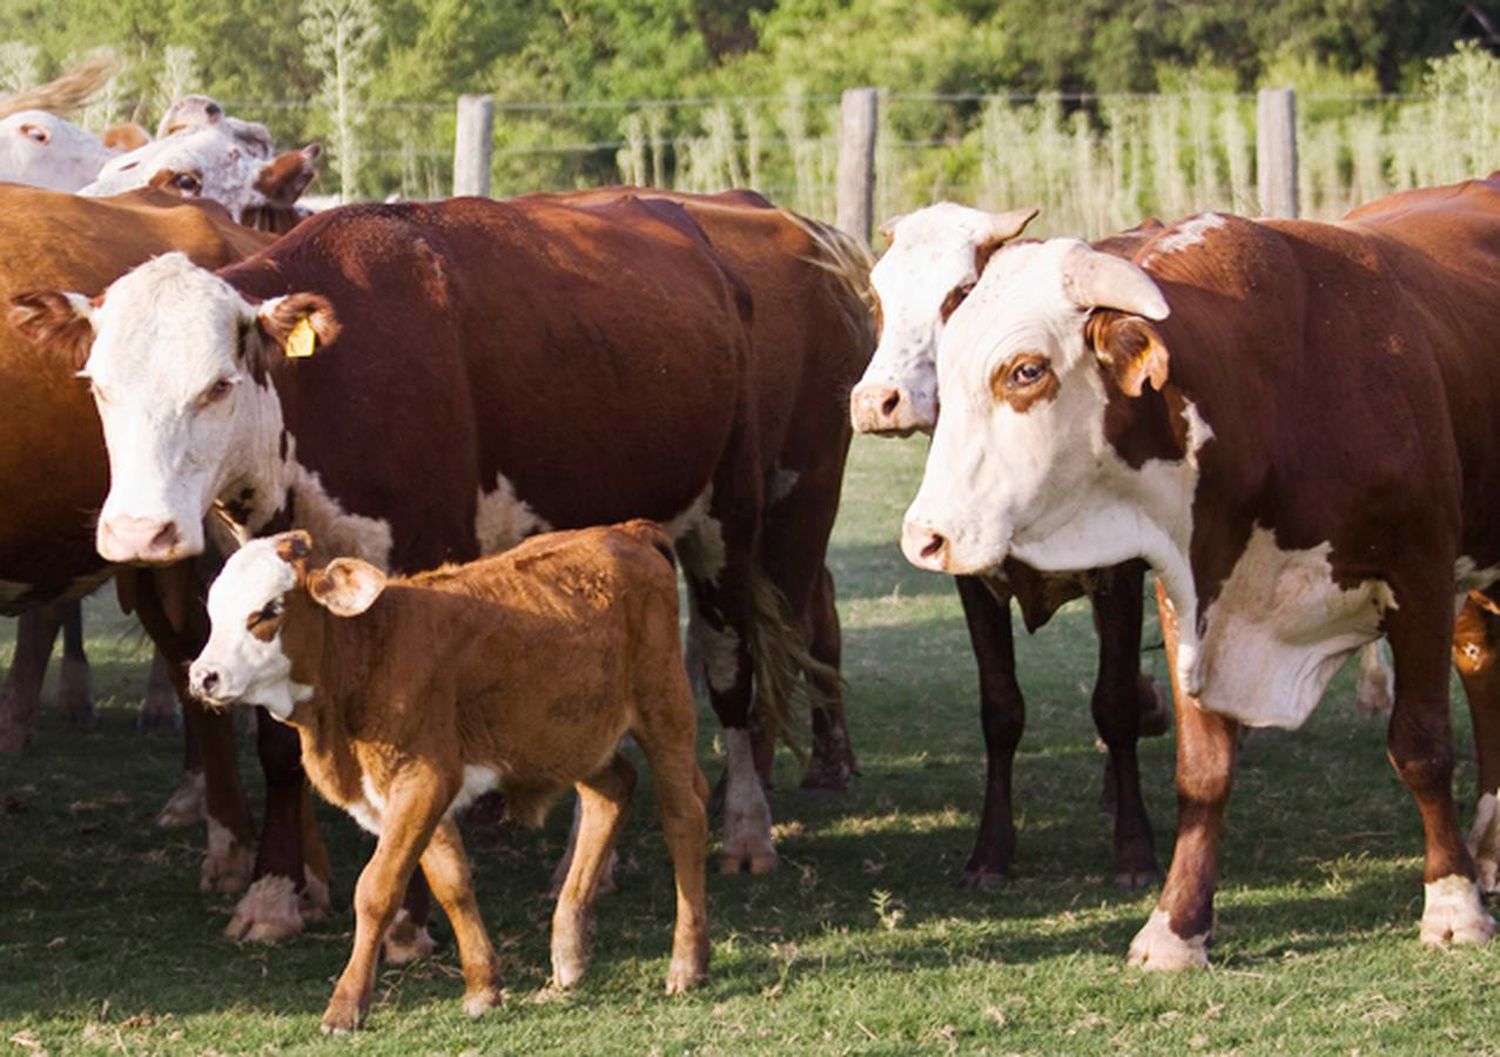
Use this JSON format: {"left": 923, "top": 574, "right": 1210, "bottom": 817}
{"left": 1127, "top": 582, "right": 1236, "bottom": 970}
{"left": 227, "top": 711, "right": 311, "bottom": 943}
{"left": 1453, "top": 594, "right": 1500, "bottom": 893}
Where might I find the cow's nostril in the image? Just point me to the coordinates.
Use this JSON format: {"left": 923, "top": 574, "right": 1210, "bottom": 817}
{"left": 150, "top": 522, "right": 180, "bottom": 553}
{"left": 201, "top": 671, "right": 219, "bottom": 693}
{"left": 920, "top": 533, "right": 946, "bottom": 560}
{"left": 880, "top": 390, "right": 901, "bottom": 417}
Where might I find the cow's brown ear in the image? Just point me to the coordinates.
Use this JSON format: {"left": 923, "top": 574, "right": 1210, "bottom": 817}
{"left": 274, "top": 530, "right": 314, "bottom": 583}
{"left": 102, "top": 122, "right": 150, "bottom": 152}
{"left": 1085, "top": 310, "right": 1170, "bottom": 398}
{"left": 306, "top": 558, "right": 386, "bottom": 617}
{"left": 8, "top": 290, "right": 97, "bottom": 369}
{"left": 255, "top": 292, "right": 340, "bottom": 360}
{"left": 254, "top": 144, "right": 320, "bottom": 206}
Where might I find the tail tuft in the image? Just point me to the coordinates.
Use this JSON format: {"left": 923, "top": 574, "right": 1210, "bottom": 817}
{"left": 0, "top": 51, "right": 117, "bottom": 121}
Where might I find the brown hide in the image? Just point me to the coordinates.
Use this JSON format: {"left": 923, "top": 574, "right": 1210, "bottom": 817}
{"left": 0, "top": 186, "right": 272, "bottom": 609}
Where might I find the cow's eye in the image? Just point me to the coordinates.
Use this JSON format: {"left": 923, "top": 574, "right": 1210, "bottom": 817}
{"left": 201, "top": 377, "right": 236, "bottom": 406}
{"left": 246, "top": 600, "right": 284, "bottom": 639}
{"left": 19, "top": 123, "right": 49, "bottom": 144}
{"left": 171, "top": 172, "right": 202, "bottom": 194}
{"left": 1011, "top": 359, "right": 1047, "bottom": 387}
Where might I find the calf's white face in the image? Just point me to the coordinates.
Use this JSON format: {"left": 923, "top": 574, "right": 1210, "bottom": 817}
{"left": 901, "top": 238, "right": 1172, "bottom": 576}
{"left": 851, "top": 203, "right": 1038, "bottom": 436}
{"left": 14, "top": 252, "right": 337, "bottom": 564}
{"left": 0, "top": 111, "right": 114, "bottom": 192}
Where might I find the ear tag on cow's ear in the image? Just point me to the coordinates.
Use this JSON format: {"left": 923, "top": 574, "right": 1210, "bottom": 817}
{"left": 285, "top": 316, "right": 317, "bottom": 359}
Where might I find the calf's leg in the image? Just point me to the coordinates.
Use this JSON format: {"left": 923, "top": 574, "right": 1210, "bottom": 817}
{"left": 1127, "top": 582, "right": 1237, "bottom": 970}
{"left": 552, "top": 753, "right": 636, "bottom": 989}
{"left": 1455, "top": 594, "right": 1500, "bottom": 892}
{"left": 420, "top": 819, "right": 502, "bottom": 1016}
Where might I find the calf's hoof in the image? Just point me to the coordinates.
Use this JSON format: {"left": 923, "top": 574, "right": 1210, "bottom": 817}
{"left": 957, "top": 866, "right": 1006, "bottom": 892}
{"left": 1125, "top": 909, "right": 1209, "bottom": 971}
{"left": 462, "top": 985, "right": 504, "bottom": 1018}
{"left": 319, "top": 996, "right": 366, "bottom": 1035}
{"left": 382, "top": 908, "right": 436, "bottom": 964}
{"left": 1420, "top": 876, "right": 1495, "bottom": 946}
{"left": 225, "top": 875, "right": 304, "bottom": 944}
{"left": 156, "top": 771, "right": 207, "bottom": 828}
{"left": 665, "top": 960, "right": 707, "bottom": 994}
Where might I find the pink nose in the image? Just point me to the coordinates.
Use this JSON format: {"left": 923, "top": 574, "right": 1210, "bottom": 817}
{"left": 97, "top": 516, "right": 182, "bottom": 564}
{"left": 851, "top": 383, "right": 918, "bottom": 435}
{"left": 900, "top": 518, "right": 950, "bottom": 572}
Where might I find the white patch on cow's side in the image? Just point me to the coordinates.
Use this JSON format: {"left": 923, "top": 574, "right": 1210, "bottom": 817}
{"left": 1469, "top": 792, "right": 1500, "bottom": 893}
{"left": 225, "top": 873, "right": 304, "bottom": 944}
{"left": 720, "top": 728, "right": 776, "bottom": 873}
{"left": 346, "top": 796, "right": 382, "bottom": 837}
{"left": 1180, "top": 399, "right": 1215, "bottom": 470}
{"left": 661, "top": 487, "right": 711, "bottom": 541}
{"left": 687, "top": 617, "right": 740, "bottom": 694}
{"left": 769, "top": 467, "right": 800, "bottom": 504}
{"left": 1125, "top": 908, "right": 1209, "bottom": 970}
{"left": 1353, "top": 640, "right": 1395, "bottom": 717}
{"left": 1455, "top": 556, "right": 1500, "bottom": 593}
{"left": 382, "top": 907, "right": 437, "bottom": 964}
{"left": 199, "top": 815, "right": 252, "bottom": 893}
{"left": 1191, "top": 526, "right": 1395, "bottom": 729}
{"left": 1419, "top": 874, "right": 1495, "bottom": 945}
{"left": 448, "top": 764, "right": 500, "bottom": 817}
{"left": 475, "top": 472, "right": 553, "bottom": 554}
{"left": 678, "top": 516, "right": 728, "bottom": 587}
{"left": 1143, "top": 213, "right": 1228, "bottom": 265}
{"left": 287, "top": 460, "right": 394, "bottom": 569}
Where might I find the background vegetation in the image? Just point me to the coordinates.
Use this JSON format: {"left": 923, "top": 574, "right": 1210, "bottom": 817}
{"left": 5, "top": 2, "right": 1500, "bottom": 230}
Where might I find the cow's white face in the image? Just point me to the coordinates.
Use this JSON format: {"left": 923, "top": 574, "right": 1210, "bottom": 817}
{"left": 851, "top": 203, "right": 1037, "bottom": 435}
{"left": 191, "top": 535, "right": 306, "bottom": 718}
{"left": 79, "top": 119, "right": 276, "bottom": 221}
{"left": 0, "top": 111, "right": 114, "bottom": 192}
{"left": 902, "top": 238, "right": 1173, "bottom": 576}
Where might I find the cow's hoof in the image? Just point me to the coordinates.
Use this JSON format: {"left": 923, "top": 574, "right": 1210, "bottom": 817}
{"left": 225, "top": 875, "right": 304, "bottom": 944}
{"left": 958, "top": 867, "right": 1006, "bottom": 892}
{"left": 199, "top": 822, "right": 252, "bottom": 893}
{"left": 551, "top": 948, "right": 588, "bottom": 991}
{"left": 719, "top": 840, "right": 777, "bottom": 875}
{"left": 800, "top": 753, "right": 853, "bottom": 795}
{"left": 1114, "top": 868, "right": 1162, "bottom": 890}
{"left": 156, "top": 771, "right": 206, "bottom": 828}
{"left": 57, "top": 657, "right": 95, "bottom": 728}
{"left": 319, "top": 996, "right": 365, "bottom": 1035}
{"left": 665, "top": 960, "right": 707, "bottom": 994}
{"left": 1420, "top": 876, "right": 1495, "bottom": 946}
{"left": 463, "top": 985, "right": 504, "bottom": 1018}
{"left": 1126, "top": 909, "right": 1209, "bottom": 971}
{"left": 1476, "top": 856, "right": 1499, "bottom": 896}
{"left": 382, "top": 908, "right": 436, "bottom": 964}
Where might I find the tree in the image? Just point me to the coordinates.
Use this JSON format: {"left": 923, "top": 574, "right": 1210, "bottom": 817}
{"left": 301, "top": 0, "right": 381, "bottom": 199}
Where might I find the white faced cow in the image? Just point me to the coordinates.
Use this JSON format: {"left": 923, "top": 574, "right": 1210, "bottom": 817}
{"left": 0, "top": 110, "right": 116, "bottom": 191}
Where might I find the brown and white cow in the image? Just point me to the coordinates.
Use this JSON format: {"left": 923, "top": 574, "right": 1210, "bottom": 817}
{"left": 18, "top": 190, "right": 869, "bottom": 940}
{"left": 189, "top": 522, "right": 709, "bottom": 1032}
{"left": 902, "top": 179, "right": 1500, "bottom": 966}
{"left": 850, "top": 202, "right": 1166, "bottom": 887}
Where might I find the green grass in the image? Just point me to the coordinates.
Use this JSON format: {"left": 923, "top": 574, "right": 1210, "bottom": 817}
{"left": 2, "top": 435, "right": 1496, "bottom": 1056}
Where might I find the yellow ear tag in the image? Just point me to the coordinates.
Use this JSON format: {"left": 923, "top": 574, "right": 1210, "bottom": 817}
{"left": 285, "top": 316, "right": 317, "bottom": 359}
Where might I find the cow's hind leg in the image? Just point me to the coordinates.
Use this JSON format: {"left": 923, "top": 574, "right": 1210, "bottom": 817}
{"left": 1456, "top": 594, "right": 1500, "bottom": 892}
{"left": 1388, "top": 581, "right": 1492, "bottom": 945}
{"left": 801, "top": 566, "right": 853, "bottom": 792}
{"left": 57, "top": 600, "right": 94, "bottom": 728}
{"left": 1128, "top": 582, "right": 1236, "bottom": 970}
{"left": 552, "top": 753, "right": 636, "bottom": 989}
{"left": 954, "top": 576, "right": 1024, "bottom": 890}
{"left": 0, "top": 605, "right": 66, "bottom": 752}
{"left": 421, "top": 819, "right": 502, "bottom": 1017}
{"left": 1090, "top": 563, "right": 1159, "bottom": 888}
{"left": 138, "top": 649, "right": 180, "bottom": 729}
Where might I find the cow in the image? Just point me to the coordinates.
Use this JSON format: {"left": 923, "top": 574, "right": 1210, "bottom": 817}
{"left": 16, "top": 190, "right": 869, "bottom": 942}
{"left": 849, "top": 202, "right": 1167, "bottom": 887}
{"left": 0, "top": 110, "right": 118, "bottom": 191}
{"left": 188, "top": 522, "right": 710, "bottom": 1032}
{"left": 899, "top": 177, "right": 1500, "bottom": 967}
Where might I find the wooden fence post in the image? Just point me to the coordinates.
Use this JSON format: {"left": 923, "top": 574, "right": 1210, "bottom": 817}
{"left": 453, "top": 93, "right": 494, "bottom": 198}
{"left": 1256, "top": 87, "right": 1298, "bottom": 219}
{"left": 836, "top": 87, "right": 879, "bottom": 245}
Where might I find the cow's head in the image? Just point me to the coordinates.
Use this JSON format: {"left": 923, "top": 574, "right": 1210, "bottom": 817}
{"left": 189, "top": 531, "right": 386, "bottom": 719}
{"left": 0, "top": 110, "right": 116, "bottom": 193}
{"left": 8, "top": 252, "right": 339, "bottom": 564}
{"left": 78, "top": 115, "right": 311, "bottom": 224}
{"left": 901, "top": 238, "right": 1171, "bottom": 575}
{"left": 851, "top": 203, "right": 1039, "bottom": 436}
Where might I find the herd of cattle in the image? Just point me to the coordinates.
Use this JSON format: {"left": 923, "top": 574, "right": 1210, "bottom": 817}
{"left": 5, "top": 62, "right": 1500, "bottom": 1030}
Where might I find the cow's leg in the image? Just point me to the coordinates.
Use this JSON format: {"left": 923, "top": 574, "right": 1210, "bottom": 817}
{"left": 954, "top": 575, "right": 1024, "bottom": 890}
{"left": 800, "top": 566, "right": 853, "bottom": 792}
{"left": 552, "top": 753, "right": 636, "bottom": 989}
{"left": 226, "top": 710, "right": 310, "bottom": 943}
{"left": 1090, "top": 563, "right": 1159, "bottom": 888}
{"left": 420, "top": 819, "right": 502, "bottom": 1017}
{"left": 1127, "top": 581, "right": 1237, "bottom": 970}
{"left": 322, "top": 770, "right": 448, "bottom": 1035}
{"left": 1388, "top": 587, "right": 1493, "bottom": 945}
{"left": 57, "top": 601, "right": 94, "bottom": 728}
{"left": 138, "top": 649, "right": 180, "bottom": 729}
{"left": 0, "top": 604, "right": 66, "bottom": 753}
{"left": 1455, "top": 595, "right": 1500, "bottom": 893}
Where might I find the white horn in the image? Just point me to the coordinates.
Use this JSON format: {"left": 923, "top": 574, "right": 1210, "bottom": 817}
{"left": 984, "top": 206, "right": 1040, "bottom": 243}
{"left": 1060, "top": 243, "right": 1169, "bottom": 321}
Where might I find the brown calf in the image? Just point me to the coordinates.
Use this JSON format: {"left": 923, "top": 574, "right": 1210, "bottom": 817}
{"left": 188, "top": 521, "right": 709, "bottom": 1033}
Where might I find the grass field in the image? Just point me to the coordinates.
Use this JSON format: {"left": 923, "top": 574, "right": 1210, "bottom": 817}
{"left": 2, "top": 434, "right": 1496, "bottom": 1056}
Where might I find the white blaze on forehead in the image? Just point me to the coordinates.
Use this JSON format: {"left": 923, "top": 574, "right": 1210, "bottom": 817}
{"left": 79, "top": 120, "right": 275, "bottom": 220}
{"left": 197, "top": 537, "right": 308, "bottom": 719}
{"left": 0, "top": 110, "right": 114, "bottom": 192}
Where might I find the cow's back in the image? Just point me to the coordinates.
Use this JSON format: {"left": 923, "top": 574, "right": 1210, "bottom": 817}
{"left": 0, "top": 186, "right": 270, "bottom": 603}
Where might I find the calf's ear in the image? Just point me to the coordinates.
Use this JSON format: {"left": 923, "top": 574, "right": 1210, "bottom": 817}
{"left": 255, "top": 292, "right": 340, "bottom": 359}
{"left": 307, "top": 558, "right": 387, "bottom": 617}
{"left": 1085, "top": 310, "right": 1170, "bottom": 398}
{"left": 8, "top": 290, "right": 97, "bottom": 370}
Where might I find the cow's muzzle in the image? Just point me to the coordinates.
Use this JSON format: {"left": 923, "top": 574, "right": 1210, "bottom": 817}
{"left": 850, "top": 382, "right": 931, "bottom": 436}
{"left": 96, "top": 515, "right": 185, "bottom": 565}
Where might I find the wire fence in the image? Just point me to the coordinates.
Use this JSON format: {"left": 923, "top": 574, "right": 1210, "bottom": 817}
{"left": 194, "top": 87, "right": 1500, "bottom": 236}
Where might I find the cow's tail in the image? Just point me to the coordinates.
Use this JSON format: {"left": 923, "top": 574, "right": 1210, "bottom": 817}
{"left": 0, "top": 51, "right": 116, "bottom": 121}
{"left": 745, "top": 565, "right": 842, "bottom": 762}
{"left": 787, "top": 212, "right": 875, "bottom": 340}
